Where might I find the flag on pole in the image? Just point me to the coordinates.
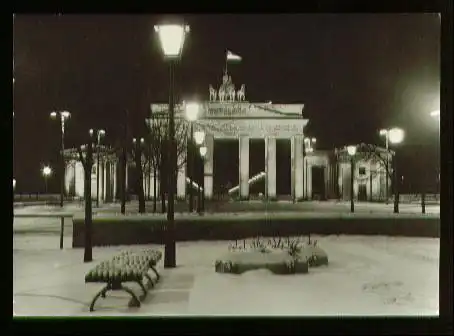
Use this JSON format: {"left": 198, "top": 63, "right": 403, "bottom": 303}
{"left": 226, "top": 50, "right": 242, "bottom": 62}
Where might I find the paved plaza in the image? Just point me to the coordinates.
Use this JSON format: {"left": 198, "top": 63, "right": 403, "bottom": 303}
{"left": 13, "top": 235, "right": 439, "bottom": 316}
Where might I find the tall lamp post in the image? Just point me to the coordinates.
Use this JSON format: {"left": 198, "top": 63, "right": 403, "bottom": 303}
{"left": 199, "top": 145, "right": 207, "bottom": 214}
{"left": 41, "top": 165, "right": 53, "bottom": 194}
{"left": 133, "top": 137, "right": 145, "bottom": 208}
{"left": 346, "top": 145, "right": 357, "bottom": 213}
{"left": 430, "top": 110, "right": 440, "bottom": 194}
{"left": 50, "top": 110, "right": 71, "bottom": 208}
{"left": 194, "top": 130, "right": 206, "bottom": 214}
{"left": 388, "top": 127, "right": 405, "bottom": 213}
{"left": 154, "top": 22, "right": 190, "bottom": 268}
{"left": 304, "top": 137, "right": 316, "bottom": 200}
{"left": 379, "top": 129, "right": 390, "bottom": 204}
{"left": 185, "top": 102, "right": 200, "bottom": 213}
{"left": 89, "top": 129, "right": 106, "bottom": 207}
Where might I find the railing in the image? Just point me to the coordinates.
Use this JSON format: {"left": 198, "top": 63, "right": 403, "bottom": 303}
{"left": 13, "top": 213, "right": 74, "bottom": 249}
{"left": 393, "top": 193, "right": 440, "bottom": 204}
{"left": 14, "top": 193, "right": 80, "bottom": 203}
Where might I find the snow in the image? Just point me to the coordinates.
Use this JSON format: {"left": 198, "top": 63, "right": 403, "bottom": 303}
{"left": 13, "top": 234, "right": 439, "bottom": 316}
{"left": 218, "top": 250, "right": 294, "bottom": 264}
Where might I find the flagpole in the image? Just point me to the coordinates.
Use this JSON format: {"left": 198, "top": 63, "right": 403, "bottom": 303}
{"left": 225, "top": 50, "right": 228, "bottom": 75}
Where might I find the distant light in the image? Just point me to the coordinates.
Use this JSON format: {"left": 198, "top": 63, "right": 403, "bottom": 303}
{"left": 194, "top": 131, "right": 205, "bottom": 145}
{"left": 379, "top": 129, "right": 388, "bottom": 136}
{"left": 89, "top": 129, "right": 94, "bottom": 136}
{"left": 13, "top": 178, "right": 16, "bottom": 189}
{"left": 347, "top": 145, "right": 357, "bottom": 156}
{"left": 154, "top": 24, "right": 190, "bottom": 58}
{"left": 42, "top": 165, "right": 52, "bottom": 177}
{"left": 99, "top": 129, "right": 106, "bottom": 136}
{"left": 185, "top": 102, "right": 200, "bottom": 121}
{"left": 268, "top": 101, "right": 272, "bottom": 104}
{"left": 388, "top": 128, "right": 405, "bottom": 144}
{"left": 311, "top": 138, "right": 316, "bottom": 143}
{"left": 50, "top": 111, "right": 57, "bottom": 119}
{"left": 199, "top": 146, "right": 207, "bottom": 158}
{"left": 140, "top": 137, "right": 145, "bottom": 144}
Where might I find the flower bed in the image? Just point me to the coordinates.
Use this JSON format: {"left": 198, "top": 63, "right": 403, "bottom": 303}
{"left": 214, "top": 236, "right": 328, "bottom": 275}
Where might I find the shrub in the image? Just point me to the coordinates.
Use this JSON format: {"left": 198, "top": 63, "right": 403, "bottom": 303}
{"left": 249, "top": 236, "right": 269, "bottom": 253}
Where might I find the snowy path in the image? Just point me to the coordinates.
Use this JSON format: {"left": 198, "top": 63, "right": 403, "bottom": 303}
{"left": 13, "top": 235, "right": 439, "bottom": 316}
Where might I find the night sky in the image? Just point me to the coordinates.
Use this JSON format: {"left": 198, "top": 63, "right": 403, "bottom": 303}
{"left": 13, "top": 14, "right": 440, "bottom": 193}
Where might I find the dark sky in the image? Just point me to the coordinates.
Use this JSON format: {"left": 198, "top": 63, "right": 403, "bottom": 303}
{"left": 13, "top": 14, "right": 440, "bottom": 193}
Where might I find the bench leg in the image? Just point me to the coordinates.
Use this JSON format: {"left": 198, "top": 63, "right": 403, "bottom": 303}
{"left": 144, "top": 273, "right": 155, "bottom": 288}
{"left": 135, "top": 280, "right": 148, "bottom": 300}
{"left": 121, "top": 285, "right": 141, "bottom": 308}
{"left": 89, "top": 285, "right": 109, "bottom": 312}
{"left": 150, "top": 265, "right": 160, "bottom": 282}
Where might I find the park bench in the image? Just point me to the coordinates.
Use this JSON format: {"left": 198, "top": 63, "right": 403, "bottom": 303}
{"left": 85, "top": 249, "right": 162, "bottom": 312}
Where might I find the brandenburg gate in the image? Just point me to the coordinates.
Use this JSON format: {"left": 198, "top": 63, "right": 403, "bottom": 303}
{"left": 149, "top": 70, "right": 308, "bottom": 201}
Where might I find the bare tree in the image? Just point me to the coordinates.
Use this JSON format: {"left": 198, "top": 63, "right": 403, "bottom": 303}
{"left": 147, "top": 110, "right": 189, "bottom": 213}
{"left": 76, "top": 142, "right": 94, "bottom": 263}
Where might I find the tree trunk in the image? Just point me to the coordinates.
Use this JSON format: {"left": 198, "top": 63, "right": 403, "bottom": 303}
{"left": 153, "top": 165, "right": 157, "bottom": 213}
{"left": 136, "top": 147, "right": 146, "bottom": 214}
{"left": 160, "top": 159, "right": 167, "bottom": 214}
{"left": 120, "top": 149, "right": 126, "bottom": 214}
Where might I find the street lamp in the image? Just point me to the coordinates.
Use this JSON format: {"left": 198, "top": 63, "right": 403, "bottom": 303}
{"left": 388, "top": 127, "right": 405, "bottom": 213}
{"left": 194, "top": 131, "right": 206, "bottom": 214}
{"left": 379, "top": 128, "right": 391, "bottom": 204}
{"left": 89, "top": 129, "right": 106, "bottom": 207}
{"left": 199, "top": 145, "right": 207, "bottom": 214}
{"left": 50, "top": 110, "right": 71, "bottom": 208}
{"left": 304, "top": 137, "right": 316, "bottom": 200}
{"left": 13, "top": 178, "right": 16, "bottom": 191}
{"left": 347, "top": 145, "right": 357, "bottom": 213}
{"left": 430, "top": 109, "right": 440, "bottom": 191}
{"left": 155, "top": 21, "right": 190, "bottom": 269}
{"left": 185, "top": 102, "right": 200, "bottom": 213}
{"left": 41, "top": 165, "right": 53, "bottom": 194}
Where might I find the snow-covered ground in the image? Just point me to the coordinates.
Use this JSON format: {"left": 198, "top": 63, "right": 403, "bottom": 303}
{"left": 13, "top": 234, "right": 439, "bottom": 316}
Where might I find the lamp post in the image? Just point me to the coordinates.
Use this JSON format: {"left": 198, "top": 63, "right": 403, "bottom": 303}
{"left": 199, "top": 145, "right": 207, "bottom": 214}
{"left": 50, "top": 110, "right": 71, "bottom": 208}
{"left": 185, "top": 102, "right": 200, "bottom": 213}
{"left": 304, "top": 137, "right": 316, "bottom": 200}
{"left": 388, "top": 127, "right": 405, "bottom": 213}
{"left": 89, "top": 129, "right": 106, "bottom": 207}
{"left": 194, "top": 130, "right": 206, "bottom": 214}
{"left": 379, "top": 129, "right": 390, "bottom": 204}
{"left": 155, "top": 21, "right": 190, "bottom": 269}
{"left": 133, "top": 137, "right": 145, "bottom": 208}
{"left": 347, "top": 145, "right": 357, "bottom": 213}
{"left": 430, "top": 110, "right": 440, "bottom": 194}
{"left": 41, "top": 165, "right": 53, "bottom": 194}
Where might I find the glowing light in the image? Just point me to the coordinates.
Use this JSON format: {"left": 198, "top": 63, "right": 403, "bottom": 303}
{"left": 199, "top": 146, "right": 207, "bottom": 157}
{"left": 42, "top": 166, "right": 52, "bottom": 177}
{"left": 347, "top": 145, "right": 357, "bottom": 156}
{"left": 185, "top": 102, "right": 200, "bottom": 122}
{"left": 388, "top": 128, "right": 405, "bottom": 144}
{"left": 194, "top": 131, "right": 205, "bottom": 145}
{"left": 154, "top": 24, "right": 190, "bottom": 58}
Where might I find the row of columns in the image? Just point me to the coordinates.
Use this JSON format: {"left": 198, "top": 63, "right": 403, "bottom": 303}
{"left": 174, "top": 135, "right": 308, "bottom": 201}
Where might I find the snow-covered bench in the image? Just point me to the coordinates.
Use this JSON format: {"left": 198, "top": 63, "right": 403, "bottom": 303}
{"left": 85, "top": 249, "right": 162, "bottom": 312}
